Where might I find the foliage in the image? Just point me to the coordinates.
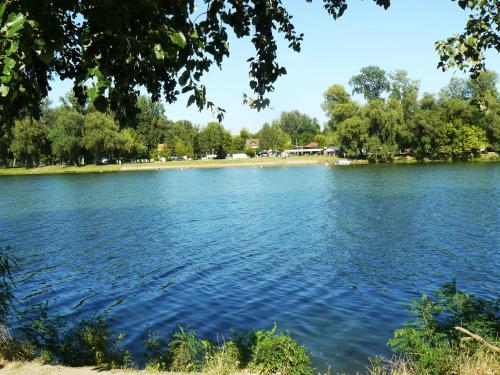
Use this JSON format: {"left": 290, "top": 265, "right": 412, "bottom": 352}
{"left": 61, "top": 316, "right": 132, "bottom": 369}
{"left": 165, "top": 120, "right": 198, "bottom": 156}
{"left": 2, "top": 67, "right": 500, "bottom": 166}
{"left": 9, "top": 308, "right": 133, "bottom": 369}
{"left": 197, "top": 122, "right": 231, "bottom": 157}
{"left": 82, "top": 112, "right": 121, "bottom": 163}
{"left": 143, "top": 331, "right": 168, "bottom": 371}
{"left": 314, "top": 134, "right": 327, "bottom": 148}
{"left": 436, "top": 120, "right": 489, "bottom": 158}
{"left": 48, "top": 108, "right": 84, "bottom": 164}
{"left": 135, "top": 96, "right": 170, "bottom": 150}
{"left": 9, "top": 118, "right": 48, "bottom": 166}
{"left": 166, "top": 324, "right": 207, "bottom": 372}
{"left": 258, "top": 122, "right": 290, "bottom": 151}
{"left": 248, "top": 323, "right": 314, "bottom": 375}
{"left": 336, "top": 116, "right": 369, "bottom": 157}
{"left": 230, "top": 135, "right": 246, "bottom": 154}
{"left": 174, "top": 138, "right": 193, "bottom": 158}
{"left": 435, "top": 0, "right": 499, "bottom": 77}
{"left": 388, "top": 282, "right": 500, "bottom": 375}
{"left": 204, "top": 340, "right": 242, "bottom": 375}
{"left": 349, "top": 65, "right": 390, "bottom": 101}
{"left": 278, "top": 111, "right": 320, "bottom": 145}
{"left": 0, "top": 0, "right": 497, "bottom": 129}
{"left": 244, "top": 147, "right": 257, "bottom": 157}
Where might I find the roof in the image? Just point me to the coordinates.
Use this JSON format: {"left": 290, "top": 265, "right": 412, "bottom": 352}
{"left": 304, "top": 142, "right": 319, "bottom": 148}
{"left": 246, "top": 138, "right": 259, "bottom": 145}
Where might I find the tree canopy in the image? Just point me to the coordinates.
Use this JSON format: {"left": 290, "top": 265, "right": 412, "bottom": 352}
{"left": 0, "top": 0, "right": 498, "bottom": 128}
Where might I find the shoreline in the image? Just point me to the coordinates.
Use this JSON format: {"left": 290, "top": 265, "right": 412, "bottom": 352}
{"left": 0, "top": 154, "right": 498, "bottom": 176}
{"left": 0, "top": 361, "right": 253, "bottom": 375}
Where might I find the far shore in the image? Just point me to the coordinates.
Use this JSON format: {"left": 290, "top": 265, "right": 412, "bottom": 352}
{"left": 0, "top": 153, "right": 498, "bottom": 176}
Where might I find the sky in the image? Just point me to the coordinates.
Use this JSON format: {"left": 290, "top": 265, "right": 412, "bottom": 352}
{"left": 48, "top": 0, "right": 500, "bottom": 133}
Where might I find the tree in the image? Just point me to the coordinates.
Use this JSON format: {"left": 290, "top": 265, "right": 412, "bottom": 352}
{"left": 388, "top": 70, "right": 420, "bottom": 102}
{"left": 439, "top": 77, "right": 470, "bottom": 101}
{"left": 174, "top": 138, "right": 193, "bottom": 158}
{"left": 321, "top": 84, "right": 351, "bottom": 113}
{"left": 436, "top": 120, "right": 489, "bottom": 158}
{"left": 231, "top": 135, "right": 246, "bottom": 153}
{"left": 48, "top": 108, "right": 84, "bottom": 165}
{"left": 197, "top": 122, "right": 230, "bottom": 157}
{"left": 336, "top": 116, "right": 369, "bottom": 158}
{"left": 349, "top": 65, "right": 390, "bottom": 101}
{"left": 1, "top": 0, "right": 496, "bottom": 127}
{"left": 9, "top": 118, "right": 48, "bottom": 166}
{"left": 82, "top": 112, "right": 121, "bottom": 163}
{"left": 165, "top": 120, "right": 198, "bottom": 156}
{"left": 278, "top": 111, "right": 320, "bottom": 145}
{"left": 435, "top": 0, "right": 499, "bottom": 77}
{"left": 258, "top": 122, "right": 290, "bottom": 152}
{"left": 239, "top": 129, "right": 252, "bottom": 142}
{"left": 135, "top": 96, "right": 170, "bottom": 151}
{"left": 118, "top": 128, "right": 148, "bottom": 161}
{"left": 313, "top": 134, "right": 327, "bottom": 148}
{"left": 322, "top": 84, "right": 360, "bottom": 130}
{"left": 466, "top": 71, "right": 499, "bottom": 100}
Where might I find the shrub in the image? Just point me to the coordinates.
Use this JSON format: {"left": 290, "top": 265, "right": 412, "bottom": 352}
{"left": 166, "top": 324, "right": 206, "bottom": 371}
{"left": 388, "top": 282, "right": 500, "bottom": 375}
{"left": 60, "top": 315, "right": 132, "bottom": 369}
{"left": 143, "top": 331, "right": 169, "bottom": 371}
{"left": 248, "top": 323, "right": 314, "bottom": 375}
{"left": 244, "top": 147, "right": 257, "bottom": 157}
{"left": 204, "top": 340, "right": 242, "bottom": 375}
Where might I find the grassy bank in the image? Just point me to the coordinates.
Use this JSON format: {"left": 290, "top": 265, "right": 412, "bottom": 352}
{"left": 0, "top": 156, "right": 339, "bottom": 176}
{"left": 1, "top": 153, "right": 499, "bottom": 176}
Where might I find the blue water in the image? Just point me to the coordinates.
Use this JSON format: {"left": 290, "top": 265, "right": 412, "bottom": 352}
{"left": 1, "top": 163, "right": 499, "bottom": 373}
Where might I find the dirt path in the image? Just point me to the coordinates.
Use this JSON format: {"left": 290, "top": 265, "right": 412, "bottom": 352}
{"left": 0, "top": 362, "right": 252, "bottom": 375}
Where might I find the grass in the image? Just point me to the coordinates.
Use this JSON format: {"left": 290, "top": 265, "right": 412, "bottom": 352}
{"left": 1, "top": 152, "right": 498, "bottom": 176}
{"left": 0, "top": 155, "right": 340, "bottom": 176}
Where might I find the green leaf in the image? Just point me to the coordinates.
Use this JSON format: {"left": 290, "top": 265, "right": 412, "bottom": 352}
{"left": 169, "top": 31, "right": 186, "bottom": 48}
{"left": 153, "top": 43, "right": 164, "bottom": 60}
{"left": 34, "top": 38, "right": 45, "bottom": 47}
{"left": 4, "top": 13, "right": 26, "bottom": 37}
{"left": 0, "top": 4, "right": 6, "bottom": 21}
{"left": 3, "top": 57, "right": 15, "bottom": 69}
{"left": 6, "top": 40, "right": 19, "bottom": 55}
{"left": 0, "top": 84, "right": 9, "bottom": 97}
{"left": 87, "top": 86, "right": 98, "bottom": 101}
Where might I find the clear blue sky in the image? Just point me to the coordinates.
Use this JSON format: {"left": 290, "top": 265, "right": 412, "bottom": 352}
{"left": 49, "top": 0, "right": 500, "bottom": 133}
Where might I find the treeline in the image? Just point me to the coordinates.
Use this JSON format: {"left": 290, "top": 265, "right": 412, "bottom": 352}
{"left": 0, "top": 95, "right": 251, "bottom": 167}
{"left": 324, "top": 67, "right": 500, "bottom": 161}
{"left": 0, "top": 67, "right": 499, "bottom": 167}
{"left": 0, "top": 92, "right": 324, "bottom": 167}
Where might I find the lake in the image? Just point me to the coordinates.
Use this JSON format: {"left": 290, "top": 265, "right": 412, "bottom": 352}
{"left": 0, "top": 162, "right": 499, "bottom": 372}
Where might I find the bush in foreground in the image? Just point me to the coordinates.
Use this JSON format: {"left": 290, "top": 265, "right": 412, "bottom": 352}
{"left": 385, "top": 281, "right": 500, "bottom": 375}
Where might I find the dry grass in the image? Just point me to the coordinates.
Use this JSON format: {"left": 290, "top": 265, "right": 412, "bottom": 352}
{"left": 365, "top": 347, "right": 500, "bottom": 375}
{"left": 456, "top": 348, "right": 500, "bottom": 375}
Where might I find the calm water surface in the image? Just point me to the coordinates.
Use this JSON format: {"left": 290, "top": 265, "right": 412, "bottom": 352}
{"left": 1, "top": 163, "right": 499, "bottom": 372}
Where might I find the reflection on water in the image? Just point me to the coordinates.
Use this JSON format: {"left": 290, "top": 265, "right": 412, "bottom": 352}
{"left": 1, "top": 163, "right": 499, "bottom": 372}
